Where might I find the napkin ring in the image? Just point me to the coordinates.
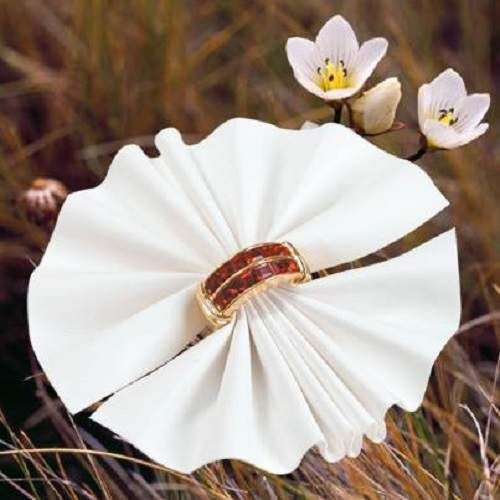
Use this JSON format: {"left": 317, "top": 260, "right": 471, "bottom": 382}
{"left": 197, "top": 242, "right": 310, "bottom": 329}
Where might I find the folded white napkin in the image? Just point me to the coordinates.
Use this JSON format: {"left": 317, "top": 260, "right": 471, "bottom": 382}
{"left": 28, "top": 118, "right": 460, "bottom": 473}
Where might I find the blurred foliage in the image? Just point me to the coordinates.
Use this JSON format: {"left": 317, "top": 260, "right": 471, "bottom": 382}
{"left": 0, "top": 0, "right": 498, "bottom": 498}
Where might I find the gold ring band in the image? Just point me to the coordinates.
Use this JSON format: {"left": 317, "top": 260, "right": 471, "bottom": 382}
{"left": 197, "top": 242, "right": 310, "bottom": 329}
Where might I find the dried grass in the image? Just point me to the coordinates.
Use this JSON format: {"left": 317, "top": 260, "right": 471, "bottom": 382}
{"left": 0, "top": 1, "right": 498, "bottom": 498}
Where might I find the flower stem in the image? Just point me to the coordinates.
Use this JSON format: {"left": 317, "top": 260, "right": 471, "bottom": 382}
{"left": 406, "top": 146, "right": 427, "bottom": 162}
{"left": 333, "top": 104, "right": 342, "bottom": 123}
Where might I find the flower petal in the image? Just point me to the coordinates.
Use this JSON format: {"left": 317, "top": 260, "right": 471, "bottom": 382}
{"left": 268, "top": 123, "right": 448, "bottom": 270}
{"left": 350, "top": 37, "right": 388, "bottom": 88}
{"left": 423, "top": 68, "right": 467, "bottom": 120}
{"left": 286, "top": 37, "right": 321, "bottom": 81}
{"left": 286, "top": 37, "right": 327, "bottom": 99}
{"left": 417, "top": 83, "right": 432, "bottom": 129}
{"left": 422, "top": 119, "right": 464, "bottom": 149}
{"left": 323, "top": 86, "right": 360, "bottom": 100}
{"left": 315, "top": 15, "right": 359, "bottom": 70}
{"left": 455, "top": 93, "right": 490, "bottom": 133}
{"left": 455, "top": 122, "right": 489, "bottom": 147}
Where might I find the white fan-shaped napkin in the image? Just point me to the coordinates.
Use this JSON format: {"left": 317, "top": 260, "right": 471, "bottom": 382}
{"left": 28, "top": 118, "right": 460, "bottom": 474}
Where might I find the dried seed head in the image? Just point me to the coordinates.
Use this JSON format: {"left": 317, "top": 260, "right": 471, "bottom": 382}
{"left": 18, "top": 178, "right": 69, "bottom": 228}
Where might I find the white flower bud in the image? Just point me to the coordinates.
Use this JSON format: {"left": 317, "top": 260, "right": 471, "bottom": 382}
{"left": 350, "top": 77, "right": 402, "bottom": 135}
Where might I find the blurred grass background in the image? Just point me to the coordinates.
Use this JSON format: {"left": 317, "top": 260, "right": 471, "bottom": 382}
{"left": 0, "top": 0, "right": 498, "bottom": 498}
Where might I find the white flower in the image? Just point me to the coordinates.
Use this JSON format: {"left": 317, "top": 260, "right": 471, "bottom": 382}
{"left": 286, "top": 15, "right": 388, "bottom": 101}
{"left": 418, "top": 69, "right": 490, "bottom": 149}
{"left": 29, "top": 118, "right": 460, "bottom": 474}
{"left": 350, "top": 77, "right": 402, "bottom": 135}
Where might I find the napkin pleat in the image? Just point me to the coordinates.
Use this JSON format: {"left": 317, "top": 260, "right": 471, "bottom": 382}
{"left": 260, "top": 294, "right": 379, "bottom": 455}
{"left": 266, "top": 126, "right": 370, "bottom": 242}
{"left": 154, "top": 118, "right": 448, "bottom": 273}
{"left": 92, "top": 308, "right": 323, "bottom": 474}
{"left": 29, "top": 270, "right": 199, "bottom": 331}
{"left": 28, "top": 142, "right": 227, "bottom": 413}
{"left": 243, "top": 305, "right": 324, "bottom": 469}
{"left": 101, "top": 145, "right": 224, "bottom": 271}
{"left": 279, "top": 160, "right": 449, "bottom": 271}
{"left": 155, "top": 129, "right": 240, "bottom": 257}
{"left": 40, "top": 193, "right": 199, "bottom": 273}
{"left": 276, "top": 229, "right": 460, "bottom": 412}
{"left": 267, "top": 291, "right": 394, "bottom": 437}
{"left": 90, "top": 231, "right": 458, "bottom": 473}
{"left": 190, "top": 118, "right": 292, "bottom": 248}
{"left": 256, "top": 295, "right": 361, "bottom": 460}
{"left": 29, "top": 277, "right": 203, "bottom": 413}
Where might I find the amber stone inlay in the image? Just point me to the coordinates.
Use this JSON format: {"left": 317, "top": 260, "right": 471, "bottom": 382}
{"left": 204, "top": 243, "right": 292, "bottom": 296}
{"left": 198, "top": 241, "right": 309, "bottom": 328}
{"left": 213, "top": 257, "right": 299, "bottom": 310}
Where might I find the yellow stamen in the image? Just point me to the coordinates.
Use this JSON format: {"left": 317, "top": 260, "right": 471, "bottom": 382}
{"left": 317, "top": 58, "right": 348, "bottom": 91}
{"left": 438, "top": 108, "right": 457, "bottom": 126}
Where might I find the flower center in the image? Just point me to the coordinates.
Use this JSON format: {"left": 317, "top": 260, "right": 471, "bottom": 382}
{"left": 438, "top": 108, "right": 457, "bottom": 126}
{"left": 317, "top": 58, "right": 348, "bottom": 91}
